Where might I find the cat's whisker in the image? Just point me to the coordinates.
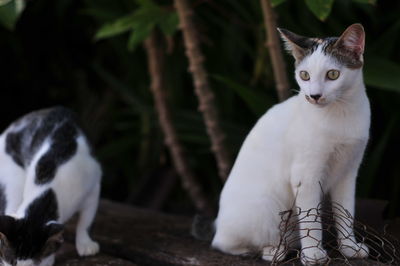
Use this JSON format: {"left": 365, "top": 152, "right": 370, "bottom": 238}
{"left": 336, "top": 97, "right": 350, "bottom": 106}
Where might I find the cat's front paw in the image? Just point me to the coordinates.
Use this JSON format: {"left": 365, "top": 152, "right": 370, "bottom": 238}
{"left": 300, "top": 247, "right": 328, "bottom": 265}
{"left": 39, "top": 255, "right": 55, "bottom": 266}
{"left": 262, "top": 245, "right": 286, "bottom": 262}
{"left": 76, "top": 240, "right": 100, "bottom": 256}
{"left": 339, "top": 241, "right": 369, "bottom": 259}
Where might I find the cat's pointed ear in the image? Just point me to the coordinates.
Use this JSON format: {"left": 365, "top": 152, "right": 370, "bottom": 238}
{"left": 0, "top": 216, "right": 15, "bottom": 257}
{"left": 0, "top": 231, "right": 10, "bottom": 248}
{"left": 277, "top": 28, "right": 315, "bottom": 63}
{"left": 0, "top": 231, "right": 14, "bottom": 262}
{"left": 41, "top": 223, "right": 64, "bottom": 257}
{"left": 334, "top": 23, "right": 365, "bottom": 58}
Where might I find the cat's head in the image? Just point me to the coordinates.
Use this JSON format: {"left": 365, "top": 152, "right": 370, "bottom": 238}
{"left": 0, "top": 215, "right": 63, "bottom": 266}
{"left": 278, "top": 24, "right": 365, "bottom": 106}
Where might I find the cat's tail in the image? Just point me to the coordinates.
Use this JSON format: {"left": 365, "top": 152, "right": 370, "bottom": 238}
{"left": 191, "top": 214, "right": 215, "bottom": 241}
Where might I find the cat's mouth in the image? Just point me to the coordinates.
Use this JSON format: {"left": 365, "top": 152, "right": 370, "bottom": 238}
{"left": 305, "top": 95, "right": 328, "bottom": 107}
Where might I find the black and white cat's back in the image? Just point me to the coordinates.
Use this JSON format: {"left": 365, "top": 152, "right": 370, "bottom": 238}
{"left": 5, "top": 107, "right": 80, "bottom": 178}
{"left": 0, "top": 107, "right": 79, "bottom": 214}
{"left": 0, "top": 107, "right": 101, "bottom": 266}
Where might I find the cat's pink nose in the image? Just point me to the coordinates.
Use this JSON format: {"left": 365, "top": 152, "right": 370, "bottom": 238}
{"left": 310, "top": 94, "right": 322, "bottom": 101}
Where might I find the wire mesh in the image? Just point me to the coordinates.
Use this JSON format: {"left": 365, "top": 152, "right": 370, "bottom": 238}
{"left": 271, "top": 201, "right": 400, "bottom": 265}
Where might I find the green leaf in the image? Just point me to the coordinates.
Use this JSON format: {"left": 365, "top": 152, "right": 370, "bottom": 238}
{"left": 212, "top": 75, "right": 273, "bottom": 116}
{"left": 305, "top": 0, "right": 334, "bottom": 21}
{"left": 0, "top": 0, "right": 12, "bottom": 5}
{"left": 364, "top": 57, "right": 400, "bottom": 92}
{"left": 159, "top": 12, "right": 179, "bottom": 36}
{"left": 0, "top": 0, "right": 24, "bottom": 30}
{"left": 271, "top": 0, "right": 287, "bottom": 7}
{"left": 127, "top": 22, "right": 154, "bottom": 51}
{"left": 95, "top": 13, "right": 137, "bottom": 40}
{"left": 94, "top": 1, "right": 164, "bottom": 41}
{"left": 352, "top": 0, "right": 376, "bottom": 4}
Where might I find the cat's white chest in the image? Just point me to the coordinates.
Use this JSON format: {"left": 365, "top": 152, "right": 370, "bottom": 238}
{"left": 285, "top": 94, "right": 370, "bottom": 190}
{"left": 289, "top": 94, "right": 369, "bottom": 145}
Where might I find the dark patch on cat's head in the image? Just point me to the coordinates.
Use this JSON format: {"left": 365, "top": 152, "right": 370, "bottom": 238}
{"left": 278, "top": 24, "right": 365, "bottom": 68}
{"left": 0, "top": 190, "right": 62, "bottom": 264}
{"left": 0, "top": 184, "right": 6, "bottom": 215}
{"left": 278, "top": 28, "right": 319, "bottom": 64}
{"left": 0, "top": 217, "right": 64, "bottom": 264}
{"left": 324, "top": 24, "right": 365, "bottom": 68}
{"left": 0, "top": 217, "right": 16, "bottom": 265}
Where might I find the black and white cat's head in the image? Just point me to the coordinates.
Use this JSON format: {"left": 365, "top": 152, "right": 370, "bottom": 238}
{"left": 0, "top": 216, "right": 63, "bottom": 266}
{"left": 278, "top": 24, "right": 365, "bottom": 106}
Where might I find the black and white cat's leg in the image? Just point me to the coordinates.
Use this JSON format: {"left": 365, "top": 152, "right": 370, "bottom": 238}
{"left": 39, "top": 254, "right": 55, "bottom": 266}
{"left": 291, "top": 164, "right": 328, "bottom": 265}
{"left": 330, "top": 171, "right": 368, "bottom": 259}
{"left": 75, "top": 183, "right": 100, "bottom": 256}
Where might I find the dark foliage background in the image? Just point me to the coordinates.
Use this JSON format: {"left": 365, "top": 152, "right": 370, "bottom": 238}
{"left": 0, "top": 0, "right": 399, "bottom": 215}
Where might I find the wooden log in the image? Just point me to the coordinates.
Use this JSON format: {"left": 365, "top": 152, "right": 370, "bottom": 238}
{"left": 55, "top": 199, "right": 396, "bottom": 265}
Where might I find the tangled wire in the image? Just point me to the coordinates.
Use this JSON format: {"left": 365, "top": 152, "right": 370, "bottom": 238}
{"left": 271, "top": 201, "right": 400, "bottom": 265}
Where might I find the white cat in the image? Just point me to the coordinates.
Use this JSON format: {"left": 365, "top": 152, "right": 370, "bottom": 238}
{"left": 211, "top": 24, "right": 370, "bottom": 265}
{"left": 0, "top": 107, "right": 101, "bottom": 266}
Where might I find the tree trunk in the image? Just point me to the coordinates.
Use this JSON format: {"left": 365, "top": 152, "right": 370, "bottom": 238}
{"left": 174, "top": 0, "right": 231, "bottom": 182}
{"left": 144, "top": 31, "right": 213, "bottom": 215}
{"left": 260, "top": 0, "right": 290, "bottom": 101}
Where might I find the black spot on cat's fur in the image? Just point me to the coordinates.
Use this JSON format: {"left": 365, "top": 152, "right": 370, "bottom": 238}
{"left": 4, "top": 107, "right": 80, "bottom": 184}
{"left": 0, "top": 184, "right": 6, "bottom": 215}
{"left": 5, "top": 131, "right": 25, "bottom": 167}
{"left": 35, "top": 120, "right": 78, "bottom": 185}
{"left": 0, "top": 189, "right": 61, "bottom": 261}
{"left": 25, "top": 189, "right": 59, "bottom": 222}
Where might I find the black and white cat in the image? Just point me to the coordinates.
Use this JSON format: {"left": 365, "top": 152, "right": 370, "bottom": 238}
{"left": 0, "top": 107, "right": 101, "bottom": 266}
{"left": 212, "top": 24, "right": 370, "bottom": 265}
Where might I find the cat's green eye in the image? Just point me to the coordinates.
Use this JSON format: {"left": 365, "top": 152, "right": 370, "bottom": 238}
{"left": 327, "top": 69, "right": 340, "bottom": 80}
{"left": 299, "top": 71, "right": 310, "bottom": 81}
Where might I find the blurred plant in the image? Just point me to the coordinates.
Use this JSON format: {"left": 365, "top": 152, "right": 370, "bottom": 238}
{"left": 260, "top": 0, "right": 290, "bottom": 101}
{"left": 94, "top": 0, "right": 178, "bottom": 51}
{"left": 272, "top": 0, "right": 377, "bottom": 21}
{"left": 88, "top": 0, "right": 400, "bottom": 214}
{"left": 94, "top": 0, "right": 232, "bottom": 183}
{"left": 0, "top": 0, "right": 25, "bottom": 30}
{"left": 144, "top": 30, "right": 213, "bottom": 215}
{"left": 174, "top": 0, "right": 232, "bottom": 181}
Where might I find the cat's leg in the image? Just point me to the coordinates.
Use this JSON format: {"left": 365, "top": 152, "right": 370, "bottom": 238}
{"left": 330, "top": 172, "right": 368, "bottom": 259}
{"left": 262, "top": 245, "right": 286, "bottom": 262}
{"left": 213, "top": 241, "right": 251, "bottom": 256}
{"left": 212, "top": 230, "right": 251, "bottom": 255}
{"left": 291, "top": 164, "right": 328, "bottom": 265}
{"left": 38, "top": 254, "right": 55, "bottom": 266}
{"left": 75, "top": 183, "right": 100, "bottom": 256}
{"left": 296, "top": 186, "right": 328, "bottom": 265}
